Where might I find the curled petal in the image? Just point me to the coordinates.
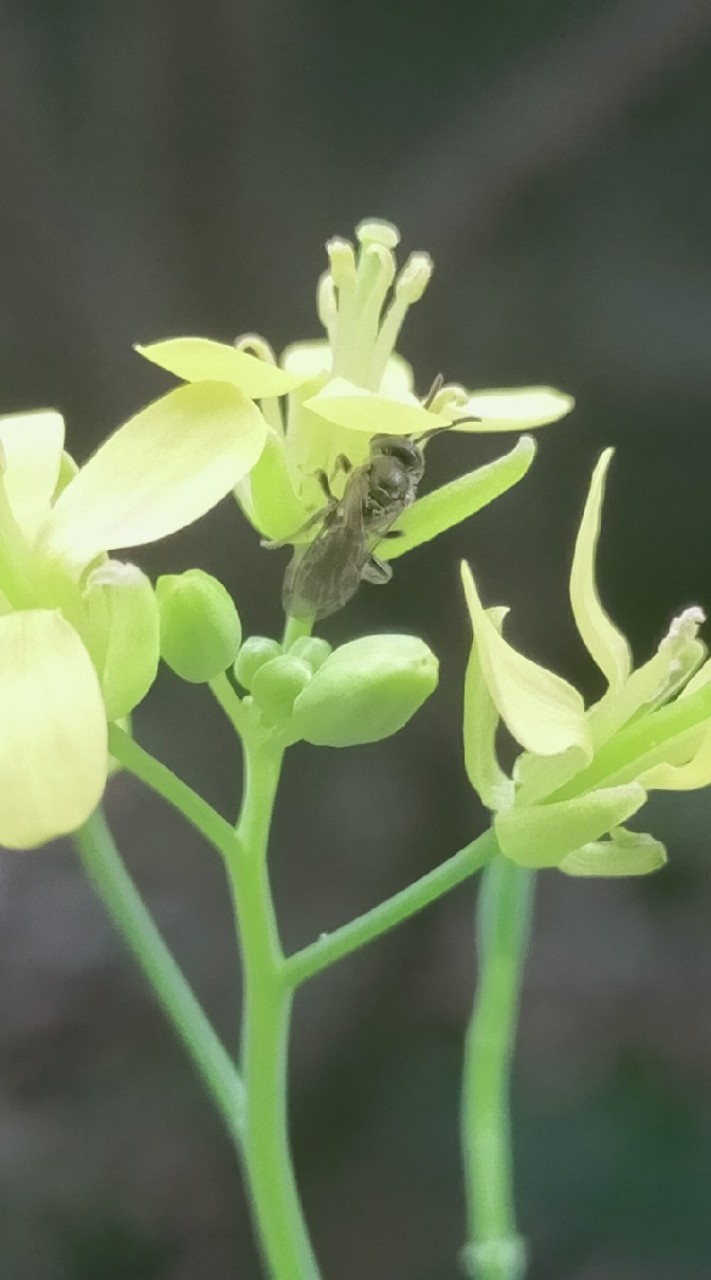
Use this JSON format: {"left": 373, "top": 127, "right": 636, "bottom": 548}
{"left": 0, "top": 610, "right": 107, "bottom": 849}
{"left": 136, "top": 337, "right": 303, "bottom": 397}
{"left": 461, "top": 562, "right": 591, "bottom": 758}
{"left": 449, "top": 387, "right": 574, "bottom": 432}
{"left": 383, "top": 437, "right": 536, "bottom": 561}
{"left": 281, "top": 341, "right": 414, "bottom": 396}
{"left": 304, "top": 377, "right": 450, "bottom": 436}
{"left": 495, "top": 783, "right": 647, "bottom": 868}
{"left": 570, "top": 449, "right": 631, "bottom": 690}
{"left": 0, "top": 410, "right": 65, "bottom": 539}
{"left": 40, "top": 383, "right": 268, "bottom": 569}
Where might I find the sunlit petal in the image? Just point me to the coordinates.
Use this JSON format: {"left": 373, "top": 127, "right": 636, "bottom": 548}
{"left": 0, "top": 610, "right": 107, "bottom": 849}
{"left": 136, "top": 337, "right": 303, "bottom": 397}
{"left": 0, "top": 410, "right": 65, "bottom": 539}
{"left": 40, "top": 383, "right": 268, "bottom": 569}
{"left": 304, "top": 377, "right": 450, "bottom": 436}
{"left": 450, "top": 387, "right": 574, "bottom": 432}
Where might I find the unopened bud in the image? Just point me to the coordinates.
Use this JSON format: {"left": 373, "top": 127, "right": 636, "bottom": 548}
{"left": 157, "top": 570, "right": 241, "bottom": 683}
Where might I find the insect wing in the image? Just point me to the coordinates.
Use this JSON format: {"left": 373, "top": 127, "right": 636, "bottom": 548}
{"left": 282, "top": 473, "right": 371, "bottom": 621}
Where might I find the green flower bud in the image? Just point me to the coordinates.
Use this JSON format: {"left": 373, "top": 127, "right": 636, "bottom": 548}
{"left": 287, "top": 635, "right": 333, "bottom": 673}
{"left": 157, "top": 569, "right": 241, "bottom": 683}
{"left": 82, "top": 560, "right": 160, "bottom": 721}
{"left": 250, "top": 655, "right": 313, "bottom": 719}
{"left": 289, "top": 634, "right": 438, "bottom": 747}
{"left": 234, "top": 635, "right": 283, "bottom": 690}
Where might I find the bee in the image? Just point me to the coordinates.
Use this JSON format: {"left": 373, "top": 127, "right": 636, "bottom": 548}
{"left": 281, "top": 430, "right": 434, "bottom": 622}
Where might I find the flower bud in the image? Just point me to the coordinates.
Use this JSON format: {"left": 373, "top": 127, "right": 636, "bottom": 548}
{"left": 289, "top": 634, "right": 438, "bottom": 747}
{"left": 250, "top": 655, "right": 313, "bottom": 719}
{"left": 83, "top": 560, "right": 160, "bottom": 720}
{"left": 287, "top": 635, "right": 333, "bottom": 673}
{"left": 157, "top": 570, "right": 241, "bottom": 683}
{"left": 234, "top": 636, "right": 283, "bottom": 690}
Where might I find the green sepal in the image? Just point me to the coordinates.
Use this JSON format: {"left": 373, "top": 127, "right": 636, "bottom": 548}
{"left": 383, "top": 437, "right": 536, "bottom": 561}
{"left": 494, "top": 782, "right": 647, "bottom": 867}
{"left": 289, "top": 634, "right": 438, "bottom": 747}
{"left": 157, "top": 570, "right": 241, "bottom": 683}
{"left": 82, "top": 560, "right": 160, "bottom": 721}
{"left": 236, "top": 429, "right": 307, "bottom": 542}
{"left": 559, "top": 825, "right": 667, "bottom": 877}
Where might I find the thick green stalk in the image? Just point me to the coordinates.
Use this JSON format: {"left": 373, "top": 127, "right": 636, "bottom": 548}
{"left": 74, "top": 809, "right": 245, "bottom": 1144}
{"left": 461, "top": 856, "right": 535, "bottom": 1280}
{"left": 228, "top": 735, "right": 321, "bottom": 1280}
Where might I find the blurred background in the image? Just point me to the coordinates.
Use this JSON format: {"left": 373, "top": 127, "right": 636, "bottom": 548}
{"left": 1, "top": 0, "right": 711, "bottom": 1276}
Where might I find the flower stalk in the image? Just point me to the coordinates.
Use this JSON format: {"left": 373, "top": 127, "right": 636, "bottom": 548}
{"left": 461, "top": 856, "right": 535, "bottom": 1280}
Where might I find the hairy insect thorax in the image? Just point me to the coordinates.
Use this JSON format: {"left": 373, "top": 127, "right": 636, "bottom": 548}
{"left": 365, "top": 436, "right": 425, "bottom": 517}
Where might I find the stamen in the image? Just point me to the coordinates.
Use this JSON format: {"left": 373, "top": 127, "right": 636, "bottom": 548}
{"left": 317, "top": 273, "right": 339, "bottom": 346}
{"left": 355, "top": 219, "right": 400, "bottom": 251}
{"left": 369, "top": 252, "right": 433, "bottom": 389}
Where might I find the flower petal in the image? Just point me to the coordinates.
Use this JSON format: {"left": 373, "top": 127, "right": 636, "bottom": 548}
{"left": 40, "top": 383, "right": 268, "bottom": 569}
{"left": 461, "top": 562, "right": 591, "bottom": 757}
{"left": 0, "top": 610, "right": 107, "bottom": 849}
{"left": 0, "top": 410, "right": 65, "bottom": 539}
{"left": 559, "top": 826, "right": 667, "bottom": 877}
{"left": 281, "top": 341, "right": 414, "bottom": 395}
{"left": 495, "top": 783, "right": 646, "bottom": 867}
{"left": 136, "top": 338, "right": 303, "bottom": 397}
{"left": 450, "top": 387, "right": 574, "bottom": 432}
{"left": 304, "top": 377, "right": 450, "bottom": 436}
{"left": 463, "top": 605, "right": 514, "bottom": 811}
{"left": 570, "top": 449, "right": 631, "bottom": 690}
{"left": 383, "top": 437, "right": 536, "bottom": 560}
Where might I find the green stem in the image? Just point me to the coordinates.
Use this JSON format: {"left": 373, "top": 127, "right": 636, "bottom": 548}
{"left": 285, "top": 827, "right": 498, "bottom": 986}
{"left": 109, "top": 724, "right": 235, "bottom": 852}
{"left": 228, "top": 735, "right": 321, "bottom": 1280}
{"left": 74, "top": 809, "right": 245, "bottom": 1145}
{"left": 461, "top": 856, "right": 536, "bottom": 1280}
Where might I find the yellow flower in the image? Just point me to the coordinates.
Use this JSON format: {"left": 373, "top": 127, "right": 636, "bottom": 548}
{"left": 0, "top": 384, "right": 266, "bottom": 849}
{"left": 136, "top": 219, "right": 574, "bottom": 554}
{"left": 461, "top": 451, "right": 711, "bottom": 876}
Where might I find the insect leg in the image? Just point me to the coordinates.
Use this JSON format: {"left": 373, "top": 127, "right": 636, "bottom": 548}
{"left": 361, "top": 553, "right": 393, "bottom": 585}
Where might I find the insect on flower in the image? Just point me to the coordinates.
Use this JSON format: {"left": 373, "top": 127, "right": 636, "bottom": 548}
{"left": 280, "top": 384, "right": 479, "bottom": 621}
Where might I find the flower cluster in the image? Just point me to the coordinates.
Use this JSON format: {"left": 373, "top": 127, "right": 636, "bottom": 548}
{"left": 462, "top": 450, "right": 711, "bottom": 876}
{"left": 0, "top": 388, "right": 263, "bottom": 848}
{"left": 0, "top": 218, "right": 575, "bottom": 850}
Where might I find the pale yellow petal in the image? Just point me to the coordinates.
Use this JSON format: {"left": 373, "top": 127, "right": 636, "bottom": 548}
{"left": 304, "top": 377, "right": 450, "bottom": 436}
{"left": 40, "top": 383, "right": 268, "bottom": 568}
{"left": 0, "top": 410, "right": 65, "bottom": 539}
{"left": 451, "top": 387, "right": 575, "bottom": 432}
{"left": 570, "top": 449, "right": 631, "bottom": 690}
{"left": 136, "top": 337, "right": 303, "bottom": 397}
{"left": 461, "top": 562, "right": 591, "bottom": 757}
{"left": 0, "top": 611, "right": 107, "bottom": 849}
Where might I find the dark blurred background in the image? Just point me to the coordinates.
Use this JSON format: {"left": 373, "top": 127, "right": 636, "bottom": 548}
{"left": 2, "top": 1, "right": 711, "bottom": 1277}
